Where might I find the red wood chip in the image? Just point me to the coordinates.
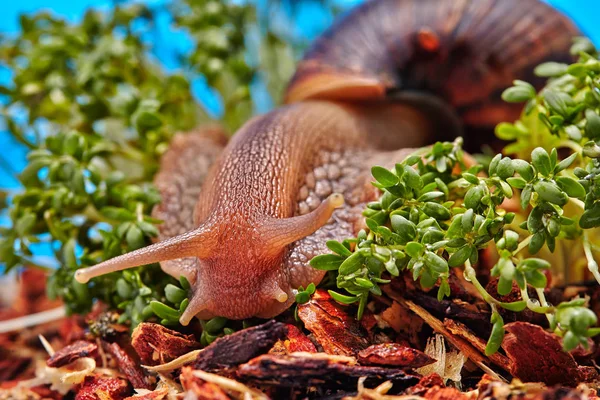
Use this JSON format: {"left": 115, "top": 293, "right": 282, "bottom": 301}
{"left": 124, "top": 388, "right": 169, "bottom": 400}
{"left": 357, "top": 343, "right": 435, "bottom": 368}
{"left": 502, "top": 322, "right": 597, "bottom": 386}
{"left": 181, "top": 366, "right": 230, "bottom": 400}
{"left": 131, "top": 323, "right": 200, "bottom": 366}
{"left": 75, "top": 375, "right": 130, "bottom": 400}
{"left": 47, "top": 340, "right": 98, "bottom": 368}
{"left": 297, "top": 290, "right": 369, "bottom": 356}
{"left": 104, "top": 342, "right": 151, "bottom": 390}
{"left": 284, "top": 324, "right": 317, "bottom": 353}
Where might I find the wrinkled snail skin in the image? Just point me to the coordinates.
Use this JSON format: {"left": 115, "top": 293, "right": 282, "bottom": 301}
{"left": 74, "top": 0, "right": 580, "bottom": 323}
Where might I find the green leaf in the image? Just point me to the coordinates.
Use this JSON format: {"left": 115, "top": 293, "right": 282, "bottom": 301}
{"left": 489, "top": 154, "right": 502, "bottom": 176}
{"left": 506, "top": 177, "right": 527, "bottom": 189}
{"left": 179, "top": 276, "right": 191, "bottom": 290}
{"left": 423, "top": 251, "right": 448, "bottom": 274}
{"left": 338, "top": 252, "right": 364, "bottom": 275}
{"left": 461, "top": 209, "right": 474, "bottom": 232}
{"left": 204, "top": 317, "right": 228, "bottom": 333}
{"left": 555, "top": 153, "right": 578, "bottom": 173}
{"left": 126, "top": 225, "right": 145, "bottom": 250}
{"left": 565, "top": 125, "right": 583, "bottom": 141}
{"left": 512, "top": 159, "right": 534, "bottom": 181}
{"left": 116, "top": 279, "right": 133, "bottom": 299}
{"left": 165, "top": 284, "right": 187, "bottom": 304}
{"left": 562, "top": 331, "right": 581, "bottom": 352}
{"left": 464, "top": 185, "right": 484, "bottom": 209}
{"left": 533, "top": 180, "right": 568, "bottom": 206}
{"left": 422, "top": 202, "right": 451, "bottom": 220}
{"left": 525, "top": 270, "right": 547, "bottom": 289}
{"left": 328, "top": 290, "right": 359, "bottom": 304}
{"left": 295, "top": 291, "right": 310, "bottom": 304}
{"left": 405, "top": 242, "right": 424, "bottom": 259}
{"left": 309, "top": 254, "right": 345, "bottom": 271}
{"left": 326, "top": 240, "right": 352, "bottom": 257}
{"left": 437, "top": 278, "right": 451, "bottom": 301}
{"left": 15, "top": 212, "right": 36, "bottom": 236}
{"left": 501, "top": 85, "right": 535, "bottom": 103}
{"left": 417, "top": 191, "right": 445, "bottom": 202}
{"left": 63, "top": 238, "right": 78, "bottom": 269}
{"left": 555, "top": 176, "right": 586, "bottom": 198}
{"left": 520, "top": 184, "right": 533, "bottom": 210}
{"left": 355, "top": 278, "right": 374, "bottom": 289}
{"left": 585, "top": 109, "right": 600, "bottom": 138}
{"left": 531, "top": 147, "right": 552, "bottom": 176}
{"left": 371, "top": 166, "right": 399, "bottom": 187}
{"left": 543, "top": 90, "right": 571, "bottom": 117}
{"left": 534, "top": 62, "right": 568, "bottom": 77}
{"left": 448, "top": 245, "right": 472, "bottom": 267}
{"left": 390, "top": 215, "right": 417, "bottom": 243}
{"left": 485, "top": 313, "right": 505, "bottom": 356}
{"left": 496, "top": 122, "right": 527, "bottom": 140}
{"left": 496, "top": 157, "right": 515, "bottom": 179}
{"left": 101, "top": 206, "right": 135, "bottom": 221}
{"left": 529, "top": 231, "right": 546, "bottom": 254}
{"left": 580, "top": 203, "right": 600, "bottom": 229}
{"left": 150, "top": 301, "right": 180, "bottom": 321}
{"left": 499, "top": 181, "right": 513, "bottom": 198}
{"left": 403, "top": 165, "right": 423, "bottom": 190}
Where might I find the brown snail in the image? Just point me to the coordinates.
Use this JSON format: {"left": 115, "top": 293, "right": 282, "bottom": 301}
{"left": 74, "top": 0, "right": 579, "bottom": 324}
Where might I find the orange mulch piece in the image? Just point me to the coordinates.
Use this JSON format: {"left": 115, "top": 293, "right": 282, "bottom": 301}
{"left": 131, "top": 322, "right": 200, "bottom": 366}
{"left": 104, "top": 341, "right": 151, "bottom": 390}
{"left": 405, "top": 373, "right": 470, "bottom": 400}
{"left": 357, "top": 343, "right": 435, "bottom": 368}
{"left": 47, "top": 340, "right": 98, "bottom": 368}
{"left": 502, "top": 322, "right": 597, "bottom": 386}
{"left": 124, "top": 388, "right": 169, "bottom": 400}
{"left": 297, "top": 289, "right": 370, "bottom": 356}
{"left": 284, "top": 324, "right": 317, "bottom": 353}
{"left": 74, "top": 375, "right": 130, "bottom": 400}
{"left": 407, "top": 373, "right": 445, "bottom": 396}
{"left": 181, "top": 366, "right": 230, "bottom": 400}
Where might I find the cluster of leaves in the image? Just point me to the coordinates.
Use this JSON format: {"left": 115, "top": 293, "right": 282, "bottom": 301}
{"left": 0, "top": 5, "right": 202, "bottom": 327}
{"left": 310, "top": 38, "right": 600, "bottom": 354}
{"left": 0, "top": 0, "right": 298, "bottom": 330}
{"left": 172, "top": 0, "right": 255, "bottom": 132}
{"left": 171, "top": 0, "right": 307, "bottom": 131}
{"left": 312, "top": 137, "right": 600, "bottom": 353}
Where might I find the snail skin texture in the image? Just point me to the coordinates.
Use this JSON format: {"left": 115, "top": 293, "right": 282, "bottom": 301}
{"left": 75, "top": 0, "right": 580, "bottom": 324}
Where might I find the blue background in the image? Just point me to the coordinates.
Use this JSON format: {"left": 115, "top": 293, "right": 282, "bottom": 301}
{"left": 0, "top": 0, "right": 598, "bottom": 192}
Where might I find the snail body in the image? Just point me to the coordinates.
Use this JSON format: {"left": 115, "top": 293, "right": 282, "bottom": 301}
{"left": 75, "top": 0, "right": 579, "bottom": 324}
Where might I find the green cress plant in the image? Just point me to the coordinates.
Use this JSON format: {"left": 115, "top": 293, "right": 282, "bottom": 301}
{"left": 310, "top": 37, "right": 600, "bottom": 354}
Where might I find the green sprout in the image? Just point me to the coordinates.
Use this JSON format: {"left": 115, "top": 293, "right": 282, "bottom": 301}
{"left": 308, "top": 35, "right": 600, "bottom": 355}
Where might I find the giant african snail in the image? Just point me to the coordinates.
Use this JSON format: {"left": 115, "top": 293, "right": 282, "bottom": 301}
{"left": 75, "top": 0, "right": 580, "bottom": 324}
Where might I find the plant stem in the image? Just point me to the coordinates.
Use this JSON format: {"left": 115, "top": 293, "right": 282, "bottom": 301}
{"left": 520, "top": 286, "right": 554, "bottom": 316}
{"left": 513, "top": 235, "right": 533, "bottom": 256}
{"left": 583, "top": 232, "right": 600, "bottom": 284}
{"left": 464, "top": 260, "right": 499, "bottom": 306}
